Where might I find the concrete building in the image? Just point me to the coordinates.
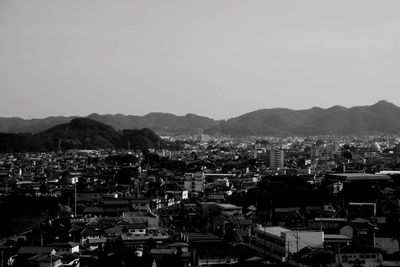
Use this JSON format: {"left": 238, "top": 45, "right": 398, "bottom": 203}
{"left": 253, "top": 226, "right": 324, "bottom": 263}
{"left": 47, "top": 242, "right": 80, "bottom": 255}
{"left": 184, "top": 172, "right": 205, "bottom": 192}
{"left": 121, "top": 229, "right": 170, "bottom": 249}
{"left": 194, "top": 132, "right": 212, "bottom": 142}
{"left": 336, "top": 245, "right": 382, "bottom": 267}
{"left": 269, "top": 149, "right": 284, "bottom": 169}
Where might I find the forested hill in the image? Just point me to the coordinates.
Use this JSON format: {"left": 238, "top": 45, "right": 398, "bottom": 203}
{"left": 0, "top": 118, "right": 162, "bottom": 152}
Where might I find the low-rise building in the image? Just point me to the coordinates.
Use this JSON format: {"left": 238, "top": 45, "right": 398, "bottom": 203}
{"left": 253, "top": 226, "right": 324, "bottom": 263}
{"left": 184, "top": 172, "right": 205, "bottom": 192}
{"left": 336, "top": 245, "right": 382, "bottom": 267}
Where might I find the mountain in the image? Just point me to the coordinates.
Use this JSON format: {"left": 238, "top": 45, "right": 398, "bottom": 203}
{"left": 87, "top": 112, "right": 219, "bottom": 134}
{"left": 0, "top": 118, "right": 162, "bottom": 152}
{"left": 206, "top": 100, "right": 400, "bottom": 136}
{"left": 0, "top": 116, "right": 76, "bottom": 134}
{"left": 205, "top": 107, "right": 323, "bottom": 136}
{"left": 118, "top": 128, "right": 161, "bottom": 150}
{"left": 0, "top": 113, "right": 219, "bottom": 134}
{"left": 2, "top": 101, "right": 400, "bottom": 137}
{"left": 36, "top": 118, "right": 121, "bottom": 151}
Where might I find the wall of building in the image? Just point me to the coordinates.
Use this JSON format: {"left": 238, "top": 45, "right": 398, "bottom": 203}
{"left": 284, "top": 231, "right": 324, "bottom": 254}
{"left": 269, "top": 149, "right": 284, "bottom": 169}
{"left": 184, "top": 172, "right": 204, "bottom": 192}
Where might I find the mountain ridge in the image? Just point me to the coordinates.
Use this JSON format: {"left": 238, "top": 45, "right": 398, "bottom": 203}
{"left": 206, "top": 100, "right": 400, "bottom": 136}
{"left": 1, "top": 100, "right": 400, "bottom": 136}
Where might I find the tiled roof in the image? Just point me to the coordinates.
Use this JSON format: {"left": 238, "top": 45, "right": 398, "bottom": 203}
{"left": 18, "top": 246, "right": 54, "bottom": 255}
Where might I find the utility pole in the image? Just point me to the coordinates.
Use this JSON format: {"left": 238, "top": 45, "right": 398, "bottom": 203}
{"left": 297, "top": 232, "right": 299, "bottom": 267}
{"left": 72, "top": 177, "right": 78, "bottom": 218}
{"left": 40, "top": 229, "right": 43, "bottom": 247}
{"left": 320, "top": 213, "right": 323, "bottom": 232}
{"left": 137, "top": 179, "right": 141, "bottom": 216}
{"left": 75, "top": 182, "right": 77, "bottom": 218}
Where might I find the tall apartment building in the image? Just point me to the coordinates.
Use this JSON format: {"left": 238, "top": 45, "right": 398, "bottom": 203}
{"left": 183, "top": 172, "right": 205, "bottom": 192}
{"left": 269, "top": 149, "right": 284, "bottom": 169}
{"left": 194, "top": 133, "right": 211, "bottom": 142}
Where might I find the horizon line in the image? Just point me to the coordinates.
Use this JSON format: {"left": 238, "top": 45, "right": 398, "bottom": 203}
{"left": 0, "top": 99, "right": 394, "bottom": 121}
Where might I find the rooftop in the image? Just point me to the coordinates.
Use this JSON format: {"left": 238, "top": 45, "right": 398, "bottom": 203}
{"left": 341, "top": 245, "right": 383, "bottom": 254}
{"left": 255, "top": 226, "right": 291, "bottom": 237}
{"left": 149, "top": 248, "right": 177, "bottom": 255}
{"left": 18, "top": 246, "right": 55, "bottom": 255}
{"left": 28, "top": 254, "right": 62, "bottom": 263}
{"left": 215, "top": 203, "right": 241, "bottom": 210}
{"left": 325, "top": 173, "right": 390, "bottom": 182}
{"left": 324, "top": 234, "right": 352, "bottom": 241}
{"left": 314, "top": 218, "right": 347, "bottom": 222}
{"left": 47, "top": 242, "right": 79, "bottom": 248}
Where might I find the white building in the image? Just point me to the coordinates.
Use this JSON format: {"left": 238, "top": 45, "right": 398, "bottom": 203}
{"left": 194, "top": 133, "right": 212, "bottom": 142}
{"left": 253, "top": 226, "right": 324, "bottom": 262}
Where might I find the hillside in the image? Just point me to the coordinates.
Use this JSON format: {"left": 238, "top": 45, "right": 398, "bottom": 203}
{"left": 0, "top": 113, "right": 219, "bottom": 134}
{"left": 87, "top": 112, "right": 219, "bottom": 134}
{"left": 0, "top": 116, "right": 76, "bottom": 134}
{"left": 206, "top": 100, "right": 400, "bottom": 136}
{"left": 0, "top": 118, "right": 162, "bottom": 152}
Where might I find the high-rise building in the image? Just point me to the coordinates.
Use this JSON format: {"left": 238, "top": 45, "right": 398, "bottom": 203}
{"left": 269, "top": 149, "right": 284, "bottom": 169}
{"left": 194, "top": 130, "right": 211, "bottom": 142}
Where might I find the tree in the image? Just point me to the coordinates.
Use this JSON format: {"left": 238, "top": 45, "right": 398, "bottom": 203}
{"left": 343, "top": 151, "right": 352, "bottom": 161}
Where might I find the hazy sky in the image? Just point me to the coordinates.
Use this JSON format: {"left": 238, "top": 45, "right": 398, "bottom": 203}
{"left": 1, "top": 0, "right": 400, "bottom": 120}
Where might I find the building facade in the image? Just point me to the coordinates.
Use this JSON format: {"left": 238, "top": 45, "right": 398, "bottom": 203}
{"left": 269, "top": 149, "right": 284, "bottom": 169}
{"left": 184, "top": 172, "right": 205, "bottom": 192}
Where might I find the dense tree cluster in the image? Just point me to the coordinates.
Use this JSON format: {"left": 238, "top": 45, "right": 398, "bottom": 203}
{"left": 0, "top": 118, "right": 163, "bottom": 152}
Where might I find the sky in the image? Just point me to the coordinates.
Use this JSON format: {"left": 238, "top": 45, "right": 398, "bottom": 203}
{"left": 1, "top": 0, "right": 400, "bottom": 120}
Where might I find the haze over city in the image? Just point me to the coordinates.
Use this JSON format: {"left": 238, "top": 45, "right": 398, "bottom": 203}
{"left": 1, "top": 0, "right": 400, "bottom": 119}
